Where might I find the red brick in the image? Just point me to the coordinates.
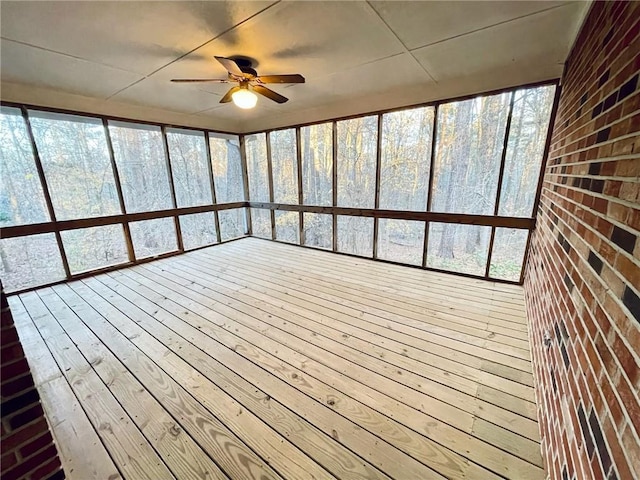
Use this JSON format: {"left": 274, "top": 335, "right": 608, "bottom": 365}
{"left": 1, "top": 418, "right": 48, "bottom": 450}
{"left": 0, "top": 344, "right": 25, "bottom": 366}
{"left": 602, "top": 380, "right": 626, "bottom": 432}
{"left": 30, "top": 457, "right": 62, "bottom": 480}
{"left": 1, "top": 286, "right": 62, "bottom": 480}
{"left": 19, "top": 431, "right": 54, "bottom": 459}
{"left": 0, "top": 312, "right": 14, "bottom": 329}
{"left": 617, "top": 374, "right": 640, "bottom": 435}
{"left": 603, "top": 416, "right": 634, "bottom": 480}
{"left": 1, "top": 358, "right": 29, "bottom": 381}
{"left": 1, "top": 445, "right": 57, "bottom": 480}
{"left": 615, "top": 157, "right": 640, "bottom": 176}
{"left": 1, "top": 374, "right": 35, "bottom": 400}
{"left": 7, "top": 404, "right": 45, "bottom": 431}
{"left": 1, "top": 451, "right": 17, "bottom": 472}
{"left": 0, "top": 328, "right": 19, "bottom": 348}
{"left": 590, "top": 453, "right": 605, "bottom": 480}
{"left": 525, "top": 2, "right": 640, "bottom": 479}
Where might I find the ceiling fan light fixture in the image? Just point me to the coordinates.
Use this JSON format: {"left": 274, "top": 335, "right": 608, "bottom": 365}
{"left": 172, "top": 57, "right": 304, "bottom": 107}
{"left": 231, "top": 88, "right": 258, "bottom": 109}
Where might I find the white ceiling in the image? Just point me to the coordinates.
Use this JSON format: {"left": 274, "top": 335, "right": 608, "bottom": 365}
{"left": 0, "top": 1, "right": 590, "bottom": 133}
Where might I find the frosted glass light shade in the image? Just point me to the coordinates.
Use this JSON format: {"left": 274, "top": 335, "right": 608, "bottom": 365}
{"left": 232, "top": 89, "right": 258, "bottom": 109}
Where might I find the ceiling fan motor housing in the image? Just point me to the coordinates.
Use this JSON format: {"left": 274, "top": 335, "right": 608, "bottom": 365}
{"left": 229, "top": 56, "right": 258, "bottom": 77}
{"left": 172, "top": 56, "right": 304, "bottom": 105}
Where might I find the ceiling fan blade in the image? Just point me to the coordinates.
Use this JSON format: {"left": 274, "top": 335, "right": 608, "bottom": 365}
{"left": 171, "top": 78, "right": 229, "bottom": 83}
{"left": 252, "top": 85, "right": 288, "bottom": 104}
{"left": 220, "top": 86, "right": 241, "bottom": 103}
{"left": 255, "top": 74, "right": 305, "bottom": 84}
{"left": 214, "top": 56, "right": 244, "bottom": 77}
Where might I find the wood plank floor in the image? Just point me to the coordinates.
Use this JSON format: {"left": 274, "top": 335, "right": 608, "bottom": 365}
{"left": 10, "top": 237, "right": 545, "bottom": 480}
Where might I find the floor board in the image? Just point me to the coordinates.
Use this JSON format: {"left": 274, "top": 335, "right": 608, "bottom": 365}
{"left": 11, "top": 238, "right": 545, "bottom": 480}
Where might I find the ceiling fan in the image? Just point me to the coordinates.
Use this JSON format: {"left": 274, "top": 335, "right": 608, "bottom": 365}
{"left": 171, "top": 56, "right": 305, "bottom": 109}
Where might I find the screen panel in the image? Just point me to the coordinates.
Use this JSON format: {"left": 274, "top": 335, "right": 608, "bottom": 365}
{"left": 245, "top": 133, "right": 269, "bottom": 202}
{"left": 0, "top": 234, "right": 65, "bottom": 291}
{"left": 301, "top": 122, "right": 333, "bottom": 206}
{"left": 379, "top": 107, "right": 433, "bottom": 211}
{"left": 30, "top": 111, "right": 121, "bottom": 220}
{"left": 275, "top": 210, "right": 299, "bottom": 244}
{"left": 489, "top": 228, "right": 529, "bottom": 281}
{"left": 337, "top": 215, "right": 373, "bottom": 257}
{"left": 431, "top": 93, "right": 510, "bottom": 215}
{"left": 426, "top": 223, "right": 491, "bottom": 276}
{"left": 219, "top": 208, "right": 246, "bottom": 241}
{"left": 109, "top": 121, "right": 173, "bottom": 213}
{"left": 129, "top": 218, "right": 177, "bottom": 259}
{"left": 377, "top": 219, "right": 424, "bottom": 266}
{"left": 499, "top": 85, "right": 556, "bottom": 218}
{"left": 303, "top": 213, "right": 332, "bottom": 250}
{"left": 61, "top": 225, "right": 128, "bottom": 273}
{"left": 251, "top": 208, "right": 271, "bottom": 239}
{"left": 179, "top": 212, "right": 218, "bottom": 250}
{"left": 166, "top": 128, "right": 212, "bottom": 207}
{"left": 270, "top": 129, "right": 298, "bottom": 204}
{"left": 0, "top": 107, "right": 50, "bottom": 227}
{"left": 210, "top": 134, "right": 244, "bottom": 203}
{"left": 336, "top": 116, "right": 377, "bottom": 208}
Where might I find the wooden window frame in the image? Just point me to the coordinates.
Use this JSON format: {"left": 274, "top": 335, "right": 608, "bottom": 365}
{"left": 1, "top": 79, "right": 560, "bottom": 293}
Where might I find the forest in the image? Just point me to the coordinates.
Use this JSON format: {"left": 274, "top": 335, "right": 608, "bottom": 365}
{"left": 1, "top": 84, "right": 555, "bottom": 291}
{"left": 1, "top": 108, "right": 245, "bottom": 290}
{"left": 245, "top": 84, "right": 555, "bottom": 277}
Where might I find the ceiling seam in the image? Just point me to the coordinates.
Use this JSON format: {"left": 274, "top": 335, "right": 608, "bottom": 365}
{"left": 364, "top": 0, "right": 437, "bottom": 84}
{"left": 105, "top": 0, "right": 281, "bottom": 100}
{"left": 0, "top": 37, "right": 143, "bottom": 75}
{"left": 409, "top": 2, "right": 574, "bottom": 52}
{"left": 280, "top": 51, "right": 407, "bottom": 90}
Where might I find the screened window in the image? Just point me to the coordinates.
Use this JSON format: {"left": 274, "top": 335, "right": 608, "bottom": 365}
{"left": 166, "top": 128, "right": 212, "bottom": 207}
{"left": 301, "top": 123, "right": 332, "bottom": 206}
{"left": 0, "top": 234, "right": 65, "bottom": 291}
{"left": 0, "top": 107, "right": 50, "bottom": 227}
{"left": 489, "top": 228, "right": 529, "bottom": 281}
{"left": 431, "top": 93, "right": 510, "bottom": 215}
{"left": 275, "top": 210, "right": 299, "bottom": 244}
{"left": 109, "top": 122, "right": 173, "bottom": 213}
{"left": 60, "top": 225, "right": 128, "bottom": 273}
{"left": 251, "top": 208, "right": 271, "bottom": 239}
{"left": 377, "top": 219, "right": 424, "bottom": 266}
{"left": 303, "top": 213, "right": 332, "bottom": 250}
{"left": 426, "top": 223, "right": 491, "bottom": 275}
{"left": 210, "top": 134, "right": 244, "bottom": 203}
{"left": 245, "top": 133, "right": 269, "bottom": 202}
{"left": 219, "top": 209, "right": 246, "bottom": 241}
{"left": 179, "top": 212, "right": 217, "bottom": 250}
{"left": 270, "top": 129, "right": 298, "bottom": 204}
{"left": 379, "top": 107, "right": 433, "bottom": 211}
{"left": 337, "top": 116, "right": 377, "bottom": 208}
{"left": 129, "top": 218, "right": 177, "bottom": 259}
{"left": 30, "top": 111, "right": 121, "bottom": 220}
{"left": 499, "top": 85, "right": 555, "bottom": 217}
{"left": 337, "top": 216, "right": 373, "bottom": 257}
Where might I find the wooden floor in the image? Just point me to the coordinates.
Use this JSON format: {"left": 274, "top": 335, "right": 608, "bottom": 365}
{"left": 10, "top": 237, "right": 545, "bottom": 480}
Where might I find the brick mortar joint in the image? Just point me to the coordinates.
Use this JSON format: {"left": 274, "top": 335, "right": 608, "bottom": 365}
{"left": 537, "top": 206, "right": 638, "bottom": 321}
{"left": 528, "top": 218, "right": 640, "bottom": 435}
{"left": 554, "top": 89, "right": 640, "bottom": 144}
{"left": 548, "top": 131, "right": 638, "bottom": 159}
{"left": 546, "top": 153, "right": 640, "bottom": 168}
{"left": 540, "top": 187, "right": 640, "bottom": 275}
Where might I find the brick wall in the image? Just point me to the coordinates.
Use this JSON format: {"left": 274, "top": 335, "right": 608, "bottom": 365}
{"left": 1, "top": 282, "right": 64, "bottom": 480}
{"left": 524, "top": 1, "right": 639, "bottom": 480}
